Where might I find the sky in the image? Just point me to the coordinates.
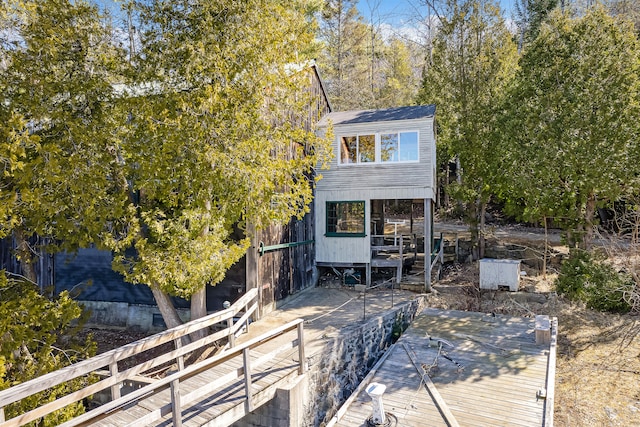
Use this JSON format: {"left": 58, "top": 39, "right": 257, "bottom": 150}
{"left": 356, "top": 0, "right": 518, "bottom": 26}
{"left": 94, "top": 0, "right": 518, "bottom": 26}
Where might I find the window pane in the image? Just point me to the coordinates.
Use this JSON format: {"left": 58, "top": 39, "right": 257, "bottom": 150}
{"left": 340, "top": 136, "right": 357, "bottom": 164}
{"left": 326, "top": 201, "right": 365, "bottom": 235}
{"left": 359, "top": 135, "right": 375, "bottom": 163}
{"left": 380, "top": 133, "right": 398, "bottom": 162}
{"left": 399, "top": 132, "right": 418, "bottom": 161}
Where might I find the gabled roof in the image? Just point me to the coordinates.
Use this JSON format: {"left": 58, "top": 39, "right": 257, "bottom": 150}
{"left": 317, "top": 104, "right": 435, "bottom": 127}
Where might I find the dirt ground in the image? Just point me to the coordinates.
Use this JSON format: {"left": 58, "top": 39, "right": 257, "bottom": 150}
{"left": 429, "top": 262, "right": 640, "bottom": 427}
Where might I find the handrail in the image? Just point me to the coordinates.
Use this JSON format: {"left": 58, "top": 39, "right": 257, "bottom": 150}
{"left": 0, "top": 288, "right": 259, "bottom": 427}
{"left": 57, "top": 319, "right": 305, "bottom": 427}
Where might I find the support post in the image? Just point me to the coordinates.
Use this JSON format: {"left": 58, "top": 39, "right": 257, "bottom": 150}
{"left": 109, "top": 362, "right": 121, "bottom": 400}
{"left": 227, "top": 316, "right": 236, "bottom": 348}
{"left": 243, "top": 348, "right": 254, "bottom": 412}
{"left": 425, "top": 198, "right": 432, "bottom": 292}
{"left": 297, "top": 321, "right": 306, "bottom": 374}
{"left": 170, "top": 379, "right": 183, "bottom": 427}
{"left": 173, "top": 338, "right": 185, "bottom": 371}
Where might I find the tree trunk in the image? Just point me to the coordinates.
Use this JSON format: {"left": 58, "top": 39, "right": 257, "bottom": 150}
{"left": 14, "top": 228, "right": 38, "bottom": 285}
{"left": 150, "top": 283, "right": 184, "bottom": 329}
{"left": 190, "top": 287, "right": 208, "bottom": 340}
{"left": 479, "top": 200, "right": 486, "bottom": 259}
{"left": 584, "top": 194, "right": 597, "bottom": 249}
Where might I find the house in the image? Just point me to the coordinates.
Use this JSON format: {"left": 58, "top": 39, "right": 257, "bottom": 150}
{"left": 315, "top": 105, "right": 437, "bottom": 290}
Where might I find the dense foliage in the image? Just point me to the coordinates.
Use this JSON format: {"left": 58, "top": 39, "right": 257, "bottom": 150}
{"left": 0, "top": 271, "right": 96, "bottom": 424}
{"left": 495, "top": 7, "right": 640, "bottom": 248}
{"left": 556, "top": 250, "right": 632, "bottom": 313}
{"left": 416, "top": 0, "right": 518, "bottom": 257}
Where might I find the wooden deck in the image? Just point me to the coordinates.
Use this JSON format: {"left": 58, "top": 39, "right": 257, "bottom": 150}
{"left": 330, "top": 308, "right": 557, "bottom": 427}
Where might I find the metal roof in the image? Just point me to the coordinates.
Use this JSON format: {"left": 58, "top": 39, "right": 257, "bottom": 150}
{"left": 317, "top": 104, "right": 436, "bottom": 127}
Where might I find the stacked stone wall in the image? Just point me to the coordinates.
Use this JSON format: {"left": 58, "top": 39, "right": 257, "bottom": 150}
{"left": 304, "top": 296, "right": 425, "bottom": 426}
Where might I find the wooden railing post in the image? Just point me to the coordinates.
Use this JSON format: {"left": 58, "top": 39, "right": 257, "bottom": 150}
{"left": 243, "top": 348, "right": 253, "bottom": 412}
{"left": 109, "top": 362, "right": 120, "bottom": 400}
{"left": 170, "top": 378, "right": 183, "bottom": 427}
{"left": 297, "top": 321, "right": 306, "bottom": 374}
{"left": 1, "top": 406, "right": 5, "bottom": 422}
{"left": 227, "top": 316, "right": 236, "bottom": 348}
{"left": 245, "top": 302, "right": 250, "bottom": 332}
{"left": 174, "top": 338, "right": 185, "bottom": 371}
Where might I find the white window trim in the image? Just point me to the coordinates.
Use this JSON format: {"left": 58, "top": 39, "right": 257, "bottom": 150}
{"left": 338, "top": 130, "right": 420, "bottom": 166}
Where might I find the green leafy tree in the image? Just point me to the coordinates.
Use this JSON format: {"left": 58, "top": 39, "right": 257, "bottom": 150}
{"left": 378, "top": 37, "right": 418, "bottom": 108}
{"left": 0, "top": 0, "right": 125, "bottom": 283}
{"left": 0, "top": 271, "right": 96, "bottom": 424}
{"left": 495, "top": 7, "right": 640, "bottom": 247}
{"left": 417, "top": 0, "right": 518, "bottom": 258}
{"left": 102, "top": 0, "right": 333, "bottom": 327}
{"left": 514, "top": 0, "right": 559, "bottom": 48}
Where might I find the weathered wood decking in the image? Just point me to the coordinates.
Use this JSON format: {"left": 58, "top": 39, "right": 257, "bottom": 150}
{"left": 330, "top": 308, "right": 557, "bottom": 427}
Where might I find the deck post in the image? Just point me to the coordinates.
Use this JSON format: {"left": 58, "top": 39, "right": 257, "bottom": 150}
{"left": 425, "top": 198, "right": 432, "bottom": 292}
{"left": 109, "top": 362, "right": 120, "bottom": 400}
{"left": 1, "top": 406, "right": 5, "bottom": 422}
{"left": 173, "top": 338, "right": 185, "bottom": 371}
{"left": 243, "top": 348, "right": 254, "bottom": 412}
{"left": 397, "top": 234, "right": 403, "bottom": 283}
{"left": 297, "top": 321, "right": 306, "bottom": 374}
{"left": 170, "top": 378, "right": 183, "bottom": 427}
{"left": 228, "top": 316, "right": 236, "bottom": 348}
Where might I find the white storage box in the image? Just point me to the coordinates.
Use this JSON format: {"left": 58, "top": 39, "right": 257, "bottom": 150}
{"left": 479, "top": 259, "right": 521, "bottom": 291}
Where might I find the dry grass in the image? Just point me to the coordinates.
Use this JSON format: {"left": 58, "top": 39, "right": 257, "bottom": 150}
{"left": 431, "top": 263, "right": 640, "bottom": 427}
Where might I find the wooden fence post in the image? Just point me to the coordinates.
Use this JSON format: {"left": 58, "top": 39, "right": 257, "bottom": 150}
{"left": 228, "top": 316, "right": 236, "bottom": 348}
{"left": 170, "top": 378, "right": 183, "bottom": 427}
{"left": 174, "top": 338, "right": 185, "bottom": 371}
{"left": 297, "top": 321, "right": 306, "bottom": 374}
{"left": 109, "top": 362, "right": 120, "bottom": 400}
{"left": 243, "top": 348, "right": 253, "bottom": 412}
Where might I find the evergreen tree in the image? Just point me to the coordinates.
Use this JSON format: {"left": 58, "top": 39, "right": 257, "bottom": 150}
{"left": 496, "top": 7, "right": 640, "bottom": 247}
{"left": 105, "top": 0, "right": 332, "bottom": 326}
{"left": 318, "top": 0, "right": 373, "bottom": 110}
{"left": 417, "top": 0, "right": 518, "bottom": 258}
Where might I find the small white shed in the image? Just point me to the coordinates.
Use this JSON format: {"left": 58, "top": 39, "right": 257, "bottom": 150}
{"left": 479, "top": 258, "right": 521, "bottom": 291}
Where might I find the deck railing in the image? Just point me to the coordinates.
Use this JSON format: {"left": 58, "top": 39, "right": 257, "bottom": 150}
{"left": 0, "top": 287, "right": 299, "bottom": 427}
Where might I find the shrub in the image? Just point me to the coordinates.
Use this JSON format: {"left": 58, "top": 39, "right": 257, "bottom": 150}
{"left": 555, "top": 249, "right": 632, "bottom": 313}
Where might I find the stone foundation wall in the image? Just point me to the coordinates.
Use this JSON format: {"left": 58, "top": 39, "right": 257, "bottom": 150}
{"left": 304, "top": 296, "right": 426, "bottom": 427}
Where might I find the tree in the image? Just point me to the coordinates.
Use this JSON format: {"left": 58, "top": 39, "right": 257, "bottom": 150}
{"left": 514, "top": 0, "right": 559, "bottom": 48}
{"left": 416, "top": 0, "right": 518, "bottom": 258}
{"left": 495, "top": 7, "right": 640, "bottom": 247}
{"left": 378, "top": 37, "right": 419, "bottom": 108}
{"left": 0, "top": 270, "right": 96, "bottom": 423}
{"left": 318, "top": 0, "right": 373, "bottom": 110}
{"left": 102, "top": 0, "right": 333, "bottom": 327}
{"left": 0, "top": 0, "right": 125, "bottom": 284}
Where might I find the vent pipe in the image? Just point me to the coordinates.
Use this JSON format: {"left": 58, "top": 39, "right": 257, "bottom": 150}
{"left": 366, "top": 382, "right": 387, "bottom": 425}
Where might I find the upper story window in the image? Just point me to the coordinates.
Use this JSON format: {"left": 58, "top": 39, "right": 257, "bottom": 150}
{"left": 339, "top": 131, "right": 419, "bottom": 165}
